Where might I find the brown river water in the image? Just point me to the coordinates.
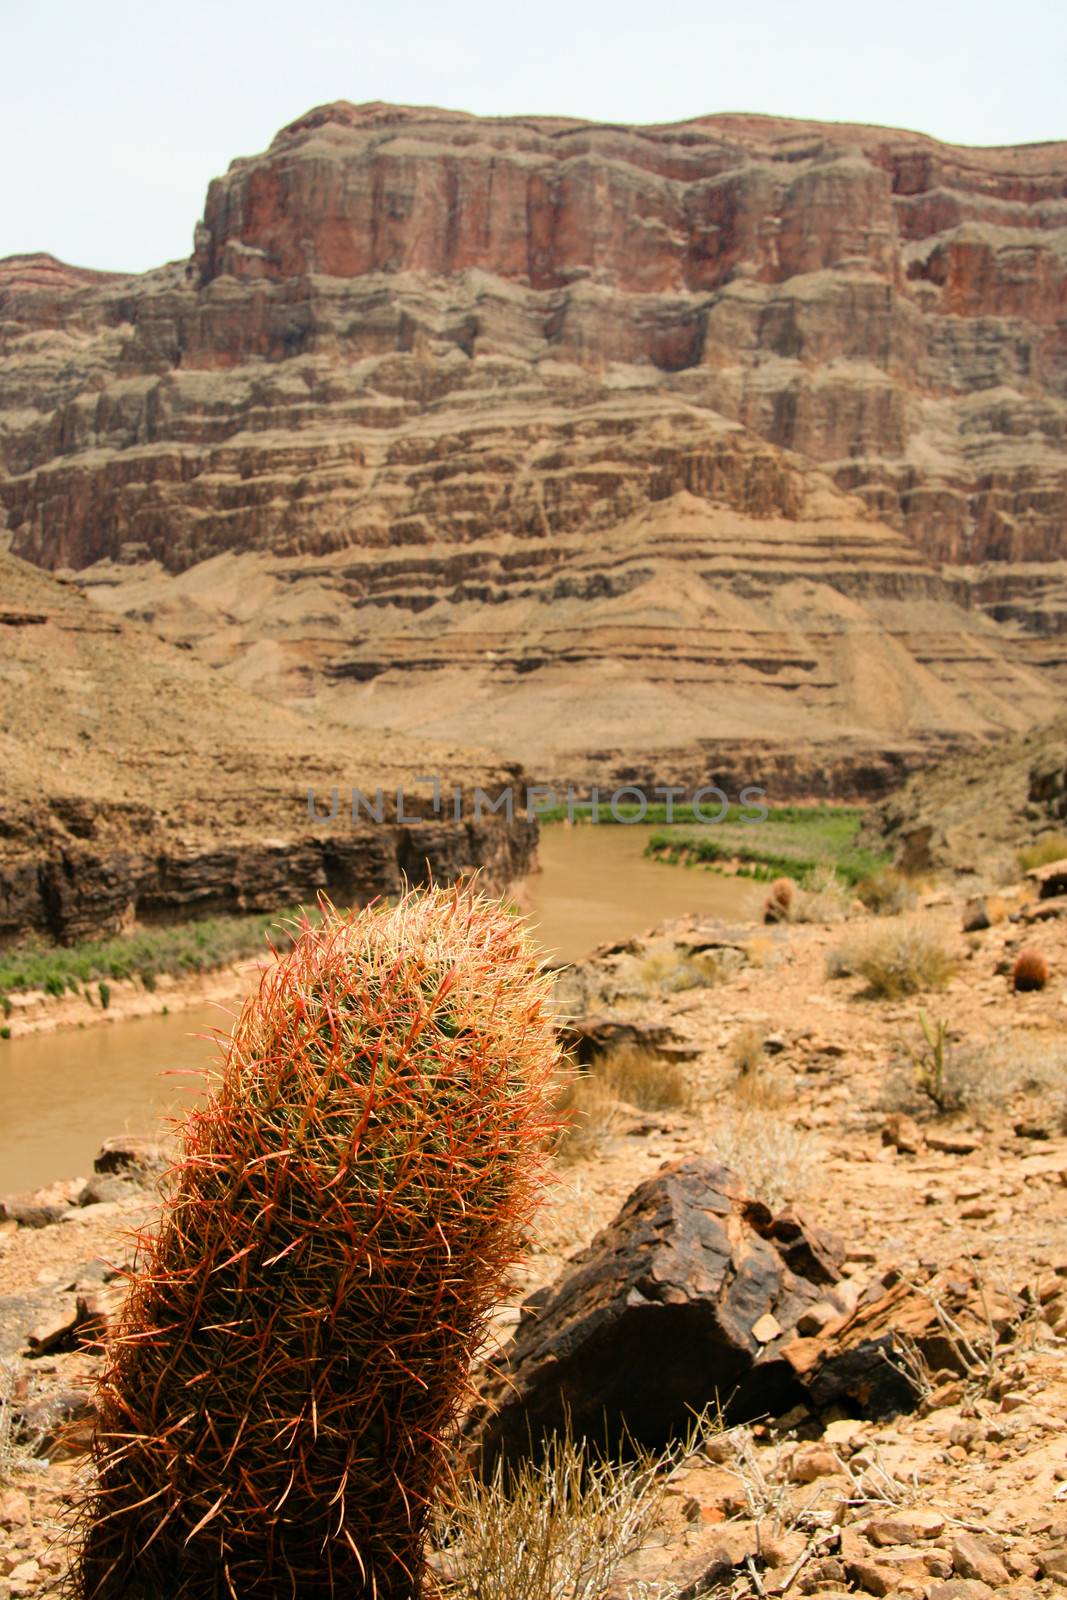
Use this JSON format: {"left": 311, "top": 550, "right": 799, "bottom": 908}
{"left": 1, "top": 826, "right": 761, "bottom": 1192}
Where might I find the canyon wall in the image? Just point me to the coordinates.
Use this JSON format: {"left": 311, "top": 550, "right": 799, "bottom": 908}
{"left": 0, "top": 552, "right": 536, "bottom": 944}
{"left": 1, "top": 103, "right": 1065, "bottom": 788}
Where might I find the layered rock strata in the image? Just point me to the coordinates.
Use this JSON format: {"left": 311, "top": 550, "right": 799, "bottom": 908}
{"left": 0, "top": 552, "right": 535, "bottom": 944}
{"left": 2, "top": 104, "right": 1066, "bottom": 786}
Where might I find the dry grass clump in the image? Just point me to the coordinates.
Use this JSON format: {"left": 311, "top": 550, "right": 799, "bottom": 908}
{"left": 551, "top": 1046, "right": 691, "bottom": 1161}
{"left": 1012, "top": 947, "right": 1050, "bottom": 992}
{"left": 596, "top": 1044, "right": 691, "bottom": 1112}
{"left": 550, "top": 1073, "right": 622, "bottom": 1162}
{"left": 855, "top": 866, "right": 918, "bottom": 916}
{"left": 434, "top": 1419, "right": 680, "bottom": 1600}
{"left": 763, "top": 878, "right": 795, "bottom": 924}
{"left": 791, "top": 865, "right": 853, "bottom": 925}
{"left": 700, "top": 1110, "right": 816, "bottom": 1210}
{"left": 730, "top": 1024, "right": 766, "bottom": 1077}
{"left": 639, "top": 948, "right": 729, "bottom": 994}
{"left": 827, "top": 919, "right": 958, "bottom": 999}
{"left": 0, "top": 1359, "right": 50, "bottom": 1483}
{"left": 1017, "top": 833, "right": 1067, "bottom": 872}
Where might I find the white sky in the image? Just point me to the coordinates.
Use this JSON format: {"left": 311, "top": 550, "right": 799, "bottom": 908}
{"left": 5, "top": 0, "right": 1065, "bottom": 274}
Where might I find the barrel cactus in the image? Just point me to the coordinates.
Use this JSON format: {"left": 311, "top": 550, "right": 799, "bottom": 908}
{"left": 74, "top": 886, "right": 561, "bottom": 1599}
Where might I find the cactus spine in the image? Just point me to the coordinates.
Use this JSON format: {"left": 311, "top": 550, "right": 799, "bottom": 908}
{"left": 74, "top": 886, "right": 561, "bottom": 1599}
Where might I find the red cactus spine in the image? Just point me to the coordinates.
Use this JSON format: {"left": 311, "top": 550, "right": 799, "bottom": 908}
{"left": 73, "top": 886, "right": 562, "bottom": 1599}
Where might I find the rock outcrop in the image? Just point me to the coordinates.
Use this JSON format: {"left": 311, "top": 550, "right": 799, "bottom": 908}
{"left": 868, "top": 710, "right": 1067, "bottom": 874}
{"left": 0, "top": 552, "right": 536, "bottom": 944}
{"left": 2, "top": 104, "right": 1066, "bottom": 788}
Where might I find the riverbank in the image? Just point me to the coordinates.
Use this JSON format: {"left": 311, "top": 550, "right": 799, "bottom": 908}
{"left": 0, "top": 960, "right": 257, "bottom": 1041}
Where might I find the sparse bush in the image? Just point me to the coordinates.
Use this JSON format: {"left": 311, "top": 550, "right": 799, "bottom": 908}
{"left": 832, "top": 920, "right": 957, "bottom": 999}
{"left": 730, "top": 1024, "right": 766, "bottom": 1077}
{"left": 1018, "top": 834, "right": 1067, "bottom": 872}
{"left": 0, "top": 994, "right": 11, "bottom": 1018}
{"left": 551, "top": 1073, "right": 623, "bottom": 1162}
{"left": 1, "top": 1359, "right": 50, "bottom": 1483}
{"left": 856, "top": 867, "right": 917, "bottom": 916}
{"left": 595, "top": 1044, "right": 690, "bottom": 1112}
{"left": 763, "top": 878, "right": 794, "bottom": 924}
{"left": 888, "top": 1025, "right": 1067, "bottom": 1115}
{"left": 639, "top": 948, "right": 727, "bottom": 994}
{"left": 0, "top": 1026, "right": 9, "bottom": 1041}
{"left": 44, "top": 973, "right": 65, "bottom": 998}
{"left": 1012, "top": 947, "right": 1050, "bottom": 992}
{"left": 97, "top": 980, "right": 111, "bottom": 1010}
{"left": 140, "top": 969, "right": 157, "bottom": 993}
{"left": 824, "top": 945, "right": 856, "bottom": 980}
{"left": 792, "top": 865, "right": 853, "bottom": 924}
{"left": 701, "top": 1109, "right": 816, "bottom": 1209}
{"left": 434, "top": 1414, "right": 681, "bottom": 1600}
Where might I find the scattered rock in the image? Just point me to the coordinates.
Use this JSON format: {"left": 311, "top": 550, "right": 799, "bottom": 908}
{"left": 24, "top": 1300, "right": 80, "bottom": 1356}
{"left": 787, "top": 1443, "right": 840, "bottom": 1482}
{"left": 882, "top": 1113, "right": 923, "bottom": 1154}
{"left": 961, "top": 898, "right": 990, "bottom": 932}
{"left": 927, "top": 1581, "right": 999, "bottom": 1600}
{"left": 0, "top": 1490, "right": 31, "bottom": 1531}
{"left": 92, "top": 1135, "right": 170, "bottom": 1178}
{"left": 949, "top": 1532, "right": 1010, "bottom": 1587}
{"left": 465, "top": 1159, "right": 842, "bottom": 1469}
{"left": 926, "top": 1131, "right": 981, "bottom": 1155}
{"left": 866, "top": 1509, "right": 946, "bottom": 1545}
{"left": 1027, "top": 858, "right": 1067, "bottom": 898}
{"left": 16, "top": 1388, "right": 96, "bottom": 1459}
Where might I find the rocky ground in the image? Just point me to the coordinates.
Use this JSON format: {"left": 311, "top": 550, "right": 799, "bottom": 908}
{"left": 1, "top": 863, "right": 1066, "bottom": 1597}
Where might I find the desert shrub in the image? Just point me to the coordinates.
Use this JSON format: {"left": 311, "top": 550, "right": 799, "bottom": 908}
{"left": 1012, "top": 947, "right": 1050, "bottom": 992}
{"left": 140, "top": 969, "right": 157, "bottom": 993}
{"left": 595, "top": 1044, "right": 690, "bottom": 1112}
{"left": 73, "top": 887, "right": 561, "bottom": 1600}
{"left": 1017, "top": 834, "right": 1067, "bottom": 872}
{"left": 0, "top": 994, "right": 11, "bottom": 1019}
{"left": 730, "top": 1024, "right": 766, "bottom": 1077}
{"left": 0, "top": 1026, "right": 9, "bottom": 1041}
{"left": 1, "top": 1359, "right": 50, "bottom": 1484}
{"left": 44, "top": 973, "right": 65, "bottom": 998}
{"left": 792, "top": 865, "right": 853, "bottom": 924}
{"left": 889, "top": 1025, "right": 1067, "bottom": 1114}
{"left": 701, "top": 1110, "right": 816, "bottom": 1210}
{"left": 856, "top": 867, "right": 917, "bottom": 916}
{"left": 824, "top": 945, "right": 856, "bottom": 980}
{"left": 434, "top": 1414, "right": 681, "bottom": 1600}
{"left": 97, "top": 981, "right": 111, "bottom": 1010}
{"left": 551, "top": 1073, "right": 622, "bottom": 1162}
{"left": 831, "top": 921, "right": 957, "bottom": 999}
{"left": 763, "top": 878, "right": 794, "bottom": 924}
{"left": 639, "top": 948, "right": 727, "bottom": 994}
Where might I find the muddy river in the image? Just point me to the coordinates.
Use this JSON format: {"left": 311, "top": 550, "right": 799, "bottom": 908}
{"left": 1, "top": 826, "right": 761, "bottom": 1191}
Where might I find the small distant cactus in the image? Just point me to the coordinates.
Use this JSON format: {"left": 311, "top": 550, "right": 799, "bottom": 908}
{"left": 763, "top": 876, "right": 795, "bottom": 924}
{"left": 74, "top": 886, "right": 561, "bottom": 1600}
{"left": 1012, "top": 947, "right": 1050, "bottom": 992}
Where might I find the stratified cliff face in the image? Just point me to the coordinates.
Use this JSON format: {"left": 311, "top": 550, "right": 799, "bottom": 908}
{"left": 1, "top": 104, "right": 1065, "bottom": 787}
{"left": 0, "top": 552, "right": 536, "bottom": 945}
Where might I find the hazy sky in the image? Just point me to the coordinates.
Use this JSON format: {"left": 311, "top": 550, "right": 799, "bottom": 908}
{"left": 6, "top": 0, "right": 1065, "bottom": 274}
